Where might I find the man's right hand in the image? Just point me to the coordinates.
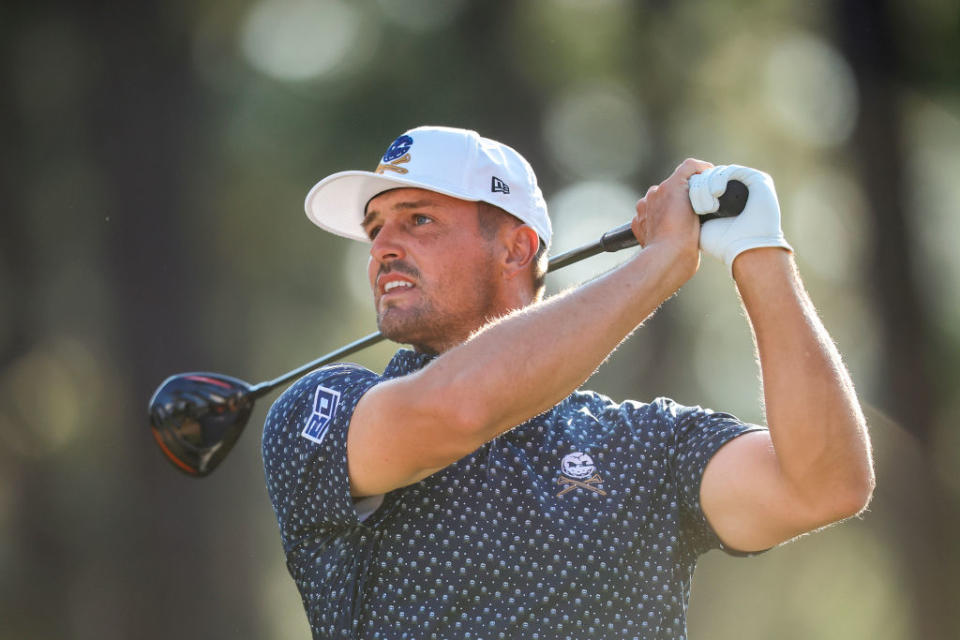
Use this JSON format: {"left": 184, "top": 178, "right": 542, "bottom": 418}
{"left": 631, "top": 158, "right": 714, "bottom": 288}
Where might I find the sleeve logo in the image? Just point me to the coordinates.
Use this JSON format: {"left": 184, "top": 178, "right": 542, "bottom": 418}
{"left": 301, "top": 385, "right": 341, "bottom": 445}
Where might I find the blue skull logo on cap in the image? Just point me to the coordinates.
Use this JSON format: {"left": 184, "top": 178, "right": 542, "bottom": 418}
{"left": 382, "top": 135, "right": 414, "bottom": 162}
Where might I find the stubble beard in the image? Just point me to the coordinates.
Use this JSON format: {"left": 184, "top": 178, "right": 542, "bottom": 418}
{"left": 376, "top": 299, "right": 445, "bottom": 354}
{"left": 376, "top": 268, "right": 500, "bottom": 355}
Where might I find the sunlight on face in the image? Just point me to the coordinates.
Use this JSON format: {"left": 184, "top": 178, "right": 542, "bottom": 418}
{"left": 362, "top": 190, "right": 503, "bottom": 353}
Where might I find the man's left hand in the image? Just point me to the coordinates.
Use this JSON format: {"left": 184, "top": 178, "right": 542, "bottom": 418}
{"left": 692, "top": 165, "right": 793, "bottom": 275}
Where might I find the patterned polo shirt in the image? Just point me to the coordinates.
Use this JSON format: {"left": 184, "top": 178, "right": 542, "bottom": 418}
{"left": 262, "top": 349, "right": 764, "bottom": 639}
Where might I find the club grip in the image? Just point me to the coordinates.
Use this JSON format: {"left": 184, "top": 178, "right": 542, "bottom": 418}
{"left": 698, "top": 179, "right": 748, "bottom": 223}
{"left": 598, "top": 179, "right": 749, "bottom": 252}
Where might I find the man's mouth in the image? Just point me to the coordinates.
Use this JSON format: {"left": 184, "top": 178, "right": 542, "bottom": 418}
{"left": 378, "top": 273, "right": 417, "bottom": 300}
{"left": 383, "top": 280, "right": 414, "bottom": 294}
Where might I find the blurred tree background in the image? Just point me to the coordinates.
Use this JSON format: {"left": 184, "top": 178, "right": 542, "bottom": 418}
{"left": 2, "top": 0, "right": 959, "bottom": 637}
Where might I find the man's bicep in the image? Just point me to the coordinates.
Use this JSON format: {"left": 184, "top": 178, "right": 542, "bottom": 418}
{"left": 699, "top": 430, "right": 825, "bottom": 552}
{"left": 346, "top": 376, "right": 474, "bottom": 497}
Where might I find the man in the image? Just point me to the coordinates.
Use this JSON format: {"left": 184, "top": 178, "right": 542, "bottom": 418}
{"left": 262, "top": 125, "right": 874, "bottom": 639}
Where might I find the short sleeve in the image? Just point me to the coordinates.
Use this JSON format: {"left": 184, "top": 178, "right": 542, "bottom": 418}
{"left": 261, "top": 363, "right": 380, "bottom": 549}
{"left": 656, "top": 397, "right": 767, "bottom": 556}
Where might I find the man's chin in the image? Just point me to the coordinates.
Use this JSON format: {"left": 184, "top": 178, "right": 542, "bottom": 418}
{"left": 376, "top": 310, "right": 446, "bottom": 353}
{"left": 376, "top": 311, "right": 420, "bottom": 345}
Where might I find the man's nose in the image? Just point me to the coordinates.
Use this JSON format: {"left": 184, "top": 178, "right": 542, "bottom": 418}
{"left": 370, "top": 224, "right": 406, "bottom": 263}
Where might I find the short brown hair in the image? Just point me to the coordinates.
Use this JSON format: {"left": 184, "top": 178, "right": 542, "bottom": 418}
{"left": 476, "top": 201, "right": 549, "bottom": 301}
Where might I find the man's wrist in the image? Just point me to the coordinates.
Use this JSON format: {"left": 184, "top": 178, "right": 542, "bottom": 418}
{"left": 731, "top": 246, "right": 795, "bottom": 284}
{"left": 633, "top": 240, "right": 700, "bottom": 292}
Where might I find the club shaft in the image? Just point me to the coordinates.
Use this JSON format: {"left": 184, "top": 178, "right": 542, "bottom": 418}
{"left": 250, "top": 331, "right": 387, "bottom": 398}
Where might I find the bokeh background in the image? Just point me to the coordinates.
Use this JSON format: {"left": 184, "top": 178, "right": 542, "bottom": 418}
{"left": 2, "top": 0, "right": 959, "bottom": 637}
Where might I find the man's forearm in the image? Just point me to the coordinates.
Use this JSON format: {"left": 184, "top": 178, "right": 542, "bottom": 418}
{"left": 733, "top": 248, "right": 874, "bottom": 516}
{"left": 419, "top": 241, "right": 697, "bottom": 446}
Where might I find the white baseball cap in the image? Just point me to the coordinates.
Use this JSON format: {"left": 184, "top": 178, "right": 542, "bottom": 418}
{"left": 304, "top": 125, "right": 552, "bottom": 246}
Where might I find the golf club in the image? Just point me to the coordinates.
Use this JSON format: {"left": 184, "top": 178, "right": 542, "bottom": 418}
{"left": 149, "top": 180, "right": 748, "bottom": 476}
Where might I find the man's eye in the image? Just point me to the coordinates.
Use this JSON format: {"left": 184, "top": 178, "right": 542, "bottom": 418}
{"left": 413, "top": 214, "right": 432, "bottom": 226}
{"left": 367, "top": 226, "right": 381, "bottom": 240}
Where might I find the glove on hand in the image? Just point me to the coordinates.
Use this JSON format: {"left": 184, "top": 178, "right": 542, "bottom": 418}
{"left": 690, "top": 165, "right": 793, "bottom": 276}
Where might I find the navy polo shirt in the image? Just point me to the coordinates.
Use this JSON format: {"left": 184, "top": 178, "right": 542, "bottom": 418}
{"left": 262, "top": 349, "right": 764, "bottom": 639}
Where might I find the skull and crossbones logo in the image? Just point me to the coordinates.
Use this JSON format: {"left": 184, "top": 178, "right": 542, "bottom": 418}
{"left": 556, "top": 451, "right": 606, "bottom": 497}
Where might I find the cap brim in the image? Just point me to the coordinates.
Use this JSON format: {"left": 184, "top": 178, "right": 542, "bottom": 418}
{"left": 305, "top": 170, "right": 482, "bottom": 242}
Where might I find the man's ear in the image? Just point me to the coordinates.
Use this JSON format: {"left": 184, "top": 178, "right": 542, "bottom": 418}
{"left": 501, "top": 224, "right": 540, "bottom": 281}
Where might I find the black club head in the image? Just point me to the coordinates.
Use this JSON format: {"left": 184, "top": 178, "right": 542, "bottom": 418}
{"left": 148, "top": 372, "right": 255, "bottom": 477}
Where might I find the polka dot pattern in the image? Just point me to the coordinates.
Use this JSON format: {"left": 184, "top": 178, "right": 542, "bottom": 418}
{"left": 262, "top": 349, "right": 764, "bottom": 639}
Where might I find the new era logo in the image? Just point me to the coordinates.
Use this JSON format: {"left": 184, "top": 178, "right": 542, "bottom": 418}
{"left": 301, "top": 385, "right": 341, "bottom": 445}
{"left": 491, "top": 176, "right": 510, "bottom": 194}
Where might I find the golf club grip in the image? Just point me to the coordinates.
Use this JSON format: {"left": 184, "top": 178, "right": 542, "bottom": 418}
{"left": 598, "top": 179, "right": 749, "bottom": 252}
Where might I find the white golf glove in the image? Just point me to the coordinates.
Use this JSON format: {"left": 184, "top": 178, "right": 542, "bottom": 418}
{"left": 690, "top": 165, "right": 793, "bottom": 276}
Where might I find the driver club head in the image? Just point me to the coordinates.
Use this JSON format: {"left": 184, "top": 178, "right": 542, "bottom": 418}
{"left": 148, "top": 372, "right": 255, "bottom": 477}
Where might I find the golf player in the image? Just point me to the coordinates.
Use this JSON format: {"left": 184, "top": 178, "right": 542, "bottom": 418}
{"left": 262, "top": 126, "right": 874, "bottom": 639}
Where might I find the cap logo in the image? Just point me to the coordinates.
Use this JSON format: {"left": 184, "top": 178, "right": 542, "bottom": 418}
{"left": 376, "top": 134, "right": 414, "bottom": 175}
{"left": 491, "top": 176, "right": 510, "bottom": 194}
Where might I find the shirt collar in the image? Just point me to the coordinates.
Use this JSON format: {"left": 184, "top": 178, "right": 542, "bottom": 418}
{"left": 383, "top": 348, "right": 437, "bottom": 379}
